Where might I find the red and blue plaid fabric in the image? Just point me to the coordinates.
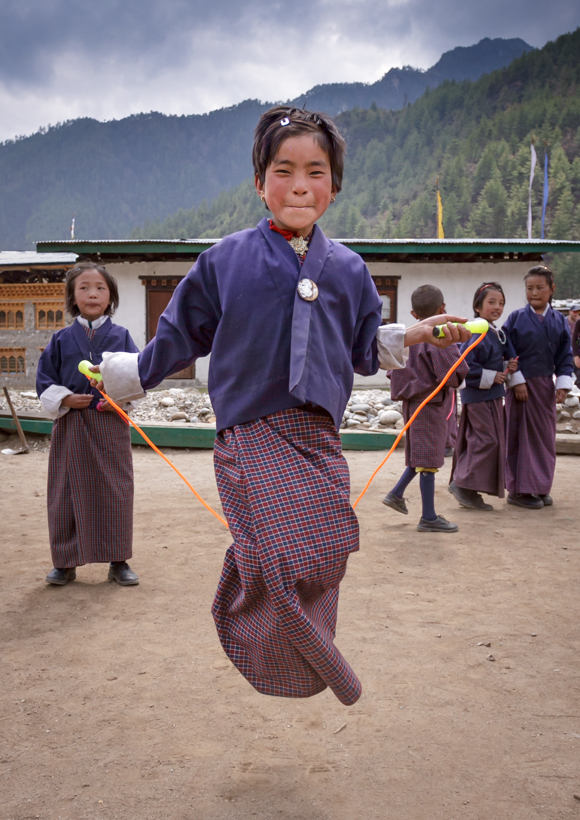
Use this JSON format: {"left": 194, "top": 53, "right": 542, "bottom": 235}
{"left": 211, "top": 407, "right": 362, "bottom": 706}
{"left": 452, "top": 397, "right": 506, "bottom": 497}
{"left": 505, "top": 375, "right": 556, "bottom": 495}
{"left": 48, "top": 409, "right": 133, "bottom": 567}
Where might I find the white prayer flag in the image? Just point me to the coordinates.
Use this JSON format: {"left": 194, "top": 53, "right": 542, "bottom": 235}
{"left": 527, "top": 144, "right": 537, "bottom": 239}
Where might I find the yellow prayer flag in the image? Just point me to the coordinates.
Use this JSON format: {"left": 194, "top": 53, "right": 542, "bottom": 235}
{"left": 436, "top": 190, "right": 444, "bottom": 239}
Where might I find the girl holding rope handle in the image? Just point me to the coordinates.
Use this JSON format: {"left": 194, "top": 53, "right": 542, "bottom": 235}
{"left": 90, "top": 106, "right": 471, "bottom": 706}
{"left": 37, "top": 262, "right": 140, "bottom": 587}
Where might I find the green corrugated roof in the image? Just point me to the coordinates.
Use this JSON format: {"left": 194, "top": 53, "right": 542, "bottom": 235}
{"left": 35, "top": 237, "right": 580, "bottom": 256}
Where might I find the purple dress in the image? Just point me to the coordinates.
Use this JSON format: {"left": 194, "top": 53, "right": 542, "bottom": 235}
{"left": 503, "top": 305, "right": 574, "bottom": 495}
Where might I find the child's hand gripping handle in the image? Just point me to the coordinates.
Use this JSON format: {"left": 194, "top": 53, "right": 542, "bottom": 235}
{"left": 432, "top": 318, "right": 489, "bottom": 339}
{"left": 78, "top": 359, "right": 103, "bottom": 382}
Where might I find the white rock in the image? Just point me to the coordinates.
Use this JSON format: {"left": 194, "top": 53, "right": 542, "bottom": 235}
{"left": 559, "top": 409, "right": 571, "bottom": 419}
{"left": 160, "top": 397, "right": 175, "bottom": 407}
{"left": 394, "top": 418, "right": 405, "bottom": 430}
{"left": 565, "top": 395, "right": 580, "bottom": 407}
{"left": 361, "top": 422, "right": 371, "bottom": 429}
{"left": 573, "top": 411, "right": 580, "bottom": 420}
{"left": 379, "top": 410, "right": 403, "bottom": 425}
{"left": 353, "top": 413, "right": 367, "bottom": 423}
{"left": 346, "top": 419, "right": 361, "bottom": 428}
{"left": 343, "top": 410, "right": 353, "bottom": 420}
{"left": 350, "top": 403, "right": 371, "bottom": 413}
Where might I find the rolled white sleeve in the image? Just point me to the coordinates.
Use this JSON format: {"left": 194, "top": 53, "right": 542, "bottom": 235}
{"left": 479, "top": 369, "right": 497, "bottom": 390}
{"left": 99, "top": 351, "right": 145, "bottom": 403}
{"left": 555, "top": 375, "right": 574, "bottom": 391}
{"left": 39, "top": 385, "right": 73, "bottom": 419}
{"left": 507, "top": 370, "right": 526, "bottom": 388}
{"left": 376, "top": 324, "right": 409, "bottom": 370}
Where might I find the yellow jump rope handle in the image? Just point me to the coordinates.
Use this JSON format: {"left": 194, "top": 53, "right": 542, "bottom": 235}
{"left": 432, "top": 318, "right": 489, "bottom": 338}
{"left": 78, "top": 359, "right": 103, "bottom": 382}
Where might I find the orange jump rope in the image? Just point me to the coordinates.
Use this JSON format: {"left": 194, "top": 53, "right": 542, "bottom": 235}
{"left": 79, "top": 326, "right": 486, "bottom": 529}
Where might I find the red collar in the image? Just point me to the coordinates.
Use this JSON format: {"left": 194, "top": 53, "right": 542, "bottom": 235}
{"left": 268, "top": 219, "right": 298, "bottom": 240}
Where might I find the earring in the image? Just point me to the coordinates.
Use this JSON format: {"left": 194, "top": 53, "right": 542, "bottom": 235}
{"left": 260, "top": 194, "right": 265, "bottom": 203}
{"left": 330, "top": 196, "right": 336, "bottom": 204}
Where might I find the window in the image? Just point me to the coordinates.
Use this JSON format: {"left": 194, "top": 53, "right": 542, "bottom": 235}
{"left": 0, "top": 348, "right": 26, "bottom": 374}
{"left": 35, "top": 303, "right": 65, "bottom": 330}
{"left": 0, "top": 304, "right": 25, "bottom": 329}
{"left": 373, "top": 276, "right": 399, "bottom": 324}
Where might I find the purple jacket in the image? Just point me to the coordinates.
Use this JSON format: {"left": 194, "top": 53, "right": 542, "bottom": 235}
{"left": 37, "top": 319, "right": 139, "bottom": 410}
{"left": 137, "top": 218, "right": 383, "bottom": 431}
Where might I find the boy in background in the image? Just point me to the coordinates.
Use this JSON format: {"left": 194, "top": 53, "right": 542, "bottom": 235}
{"left": 383, "top": 285, "right": 469, "bottom": 532}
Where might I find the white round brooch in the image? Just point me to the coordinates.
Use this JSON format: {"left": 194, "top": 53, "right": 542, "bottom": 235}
{"left": 297, "top": 279, "right": 319, "bottom": 302}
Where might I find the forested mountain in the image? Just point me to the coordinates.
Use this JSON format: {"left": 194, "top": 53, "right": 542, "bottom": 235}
{"left": 0, "top": 37, "right": 531, "bottom": 250}
{"left": 289, "top": 38, "right": 533, "bottom": 115}
{"left": 134, "top": 29, "right": 580, "bottom": 295}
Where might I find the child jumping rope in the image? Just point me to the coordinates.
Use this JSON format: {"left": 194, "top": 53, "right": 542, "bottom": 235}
{"left": 37, "top": 262, "right": 140, "bottom": 586}
{"left": 503, "top": 266, "right": 574, "bottom": 509}
{"left": 449, "top": 282, "right": 518, "bottom": 510}
{"left": 93, "top": 107, "right": 470, "bottom": 705}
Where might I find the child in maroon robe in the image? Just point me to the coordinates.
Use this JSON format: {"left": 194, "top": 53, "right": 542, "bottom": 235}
{"left": 383, "top": 285, "right": 469, "bottom": 533}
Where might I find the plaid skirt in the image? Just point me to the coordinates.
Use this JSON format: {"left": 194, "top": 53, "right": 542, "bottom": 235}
{"left": 505, "top": 375, "right": 556, "bottom": 495}
{"left": 211, "top": 407, "right": 362, "bottom": 706}
{"left": 403, "top": 393, "right": 448, "bottom": 469}
{"left": 452, "top": 398, "right": 506, "bottom": 497}
{"left": 48, "top": 409, "right": 133, "bottom": 567}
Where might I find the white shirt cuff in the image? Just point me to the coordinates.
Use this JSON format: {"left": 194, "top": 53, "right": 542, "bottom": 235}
{"left": 480, "top": 369, "right": 497, "bottom": 390}
{"left": 556, "top": 375, "right": 574, "bottom": 391}
{"left": 99, "top": 352, "right": 145, "bottom": 403}
{"left": 508, "top": 371, "right": 526, "bottom": 387}
{"left": 39, "top": 385, "right": 73, "bottom": 419}
{"left": 376, "top": 324, "right": 409, "bottom": 370}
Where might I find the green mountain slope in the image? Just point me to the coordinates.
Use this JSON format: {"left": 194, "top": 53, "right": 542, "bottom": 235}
{"left": 134, "top": 29, "right": 580, "bottom": 294}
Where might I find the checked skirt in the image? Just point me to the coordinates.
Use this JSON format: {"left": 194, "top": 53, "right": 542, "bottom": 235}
{"left": 212, "top": 407, "right": 362, "bottom": 706}
{"left": 48, "top": 408, "right": 133, "bottom": 567}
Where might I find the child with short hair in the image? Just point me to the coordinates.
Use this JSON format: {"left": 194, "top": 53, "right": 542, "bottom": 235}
{"left": 37, "top": 262, "right": 140, "bottom": 586}
{"left": 383, "top": 284, "right": 469, "bottom": 533}
{"left": 94, "top": 107, "right": 470, "bottom": 705}
{"left": 503, "top": 266, "right": 574, "bottom": 508}
{"left": 449, "top": 282, "right": 517, "bottom": 510}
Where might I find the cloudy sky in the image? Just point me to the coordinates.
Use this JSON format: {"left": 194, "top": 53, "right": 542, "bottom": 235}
{"left": 1, "top": 0, "right": 579, "bottom": 143}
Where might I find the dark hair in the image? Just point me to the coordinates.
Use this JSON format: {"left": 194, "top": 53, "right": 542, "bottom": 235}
{"left": 524, "top": 265, "right": 555, "bottom": 303}
{"left": 252, "top": 105, "right": 346, "bottom": 194}
{"left": 411, "top": 284, "right": 444, "bottom": 320}
{"left": 65, "top": 261, "right": 119, "bottom": 317}
{"left": 473, "top": 282, "right": 505, "bottom": 317}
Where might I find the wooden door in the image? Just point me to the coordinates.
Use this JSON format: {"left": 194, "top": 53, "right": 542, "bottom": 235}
{"left": 373, "top": 276, "right": 399, "bottom": 324}
{"left": 146, "top": 282, "right": 194, "bottom": 379}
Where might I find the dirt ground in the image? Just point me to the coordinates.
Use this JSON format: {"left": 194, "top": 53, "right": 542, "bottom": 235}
{"left": 1, "top": 438, "right": 580, "bottom": 820}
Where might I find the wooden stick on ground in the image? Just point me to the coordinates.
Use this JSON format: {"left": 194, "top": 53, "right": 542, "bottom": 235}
{"left": 2, "top": 387, "right": 29, "bottom": 453}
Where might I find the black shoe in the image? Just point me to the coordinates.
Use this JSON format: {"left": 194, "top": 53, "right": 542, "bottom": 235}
{"left": 46, "top": 567, "right": 76, "bottom": 586}
{"left": 535, "top": 494, "right": 553, "bottom": 506}
{"left": 108, "top": 562, "right": 139, "bottom": 586}
{"left": 445, "top": 447, "right": 454, "bottom": 458}
{"left": 417, "top": 515, "right": 459, "bottom": 533}
{"left": 507, "top": 493, "right": 544, "bottom": 510}
{"left": 448, "top": 481, "right": 493, "bottom": 511}
{"left": 382, "top": 491, "right": 408, "bottom": 515}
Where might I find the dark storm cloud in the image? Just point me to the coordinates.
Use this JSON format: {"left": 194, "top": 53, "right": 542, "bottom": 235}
{"left": 1, "top": 0, "right": 578, "bottom": 87}
{"left": 0, "top": 0, "right": 579, "bottom": 142}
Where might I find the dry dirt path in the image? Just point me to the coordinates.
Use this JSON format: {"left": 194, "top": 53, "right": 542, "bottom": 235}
{"left": 1, "top": 446, "right": 579, "bottom": 820}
